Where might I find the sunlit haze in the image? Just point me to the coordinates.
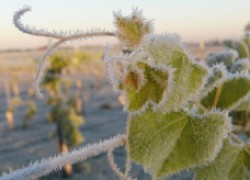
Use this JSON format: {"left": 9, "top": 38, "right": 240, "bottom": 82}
{"left": 1, "top": 0, "right": 250, "bottom": 50}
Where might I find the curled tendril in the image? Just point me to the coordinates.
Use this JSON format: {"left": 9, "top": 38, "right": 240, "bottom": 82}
{"left": 13, "top": 6, "right": 115, "bottom": 98}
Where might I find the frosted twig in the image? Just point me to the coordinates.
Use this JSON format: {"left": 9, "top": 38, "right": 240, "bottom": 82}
{"left": 13, "top": 6, "right": 115, "bottom": 40}
{"left": 33, "top": 40, "right": 64, "bottom": 98}
{"left": 13, "top": 6, "right": 62, "bottom": 39}
{"left": 124, "top": 147, "right": 131, "bottom": 178}
{"left": 107, "top": 139, "right": 134, "bottom": 180}
{"left": 0, "top": 135, "right": 126, "bottom": 180}
{"left": 107, "top": 146, "right": 127, "bottom": 179}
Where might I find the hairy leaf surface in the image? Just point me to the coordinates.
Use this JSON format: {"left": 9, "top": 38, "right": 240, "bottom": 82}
{"left": 201, "top": 76, "right": 250, "bottom": 111}
{"left": 237, "top": 41, "right": 250, "bottom": 58}
{"left": 159, "top": 51, "right": 208, "bottom": 112}
{"left": 114, "top": 10, "right": 152, "bottom": 48}
{"left": 195, "top": 138, "right": 250, "bottom": 180}
{"left": 234, "top": 96, "right": 250, "bottom": 111}
{"left": 122, "top": 63, "right": 169, "bottom": 112}
{"left": 127, "top": 108, "right": 229, "bottom": 179}
{"left": 206, "top": 50, "right": 237, "bottom": 68}
{"left": 138, "top": 34, "right": 208, "bottom": 112}
{"left": 203, "top": 65, "right": 227, "bottom": 91}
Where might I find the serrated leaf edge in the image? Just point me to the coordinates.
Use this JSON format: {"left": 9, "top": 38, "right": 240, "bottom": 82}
{"left": 201, "top": 73, "right": 250, "bottom": 111}
{"left": 126, "top": 108, "right": 232, "bottom": 179}
{"left": 123, "top": 63, "right": 175, "bottom": 115}
{"left": 200, "top": 63, "right": 228, "bottom": 98}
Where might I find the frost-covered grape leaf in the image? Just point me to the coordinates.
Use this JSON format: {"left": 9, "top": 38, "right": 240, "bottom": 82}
{"left": 243, "top": 35, "right": 250, "bottom": 50}
{"left": 159, "top": 51, "right": 208, "bottom": 112}
{"left": 195, "top": 138, "right": 250, "bottom": 180}
{"left": 127, "top": 108, "right": 229, "bottom": 179}
{"left": 220, "top": 39, "right": 249, "bottom": 60}
{"left": 121, "top": 62, "right": 169, "bottom": 112}
{"left": 234, "top": 96, "right": 250, "bottom": 111}
{"left": 143, "top": 34, "right": 208, "bottom": 112}
{"left": 204, "top": 66, "right": 226, "bottom": 89}
{"left": 201, "top": 75, "right": 250, "bottom": 111}
{"left": 110, "top": 34, "right": 207, "bottom": 113}
{"left": 205, "top": 50, "right": 238, "bottom": 69}
{"left": 113, "top": 9, "right": 152, "bottom": 48}
{"left": 237, "top": 41, "right": 250, "bottom": 58}
{"left": 230, "top": 59, "right": 250, "bottom": 73}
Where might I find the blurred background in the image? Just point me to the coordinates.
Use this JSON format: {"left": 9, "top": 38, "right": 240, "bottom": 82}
{"left": 0, "top": 0, "right": 250, "bottom": 179}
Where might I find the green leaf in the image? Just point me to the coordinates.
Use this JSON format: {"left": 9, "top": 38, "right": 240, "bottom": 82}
{"left": 201, "top": 75, "right": 250, "bottom": 111}
{"left": 113, "top": 9, "right": 152, "bottom": 48}
{"left": 122, "top": 63, "right": 169, "bottom": 112}
{"left": 204, "top": 65, "right": 226, "bottom": 90}
{"left": 127, "top": 108, "right": 229, "bottom": 179}
{"left": 206, "top": 50, "right": 237, "bottom": 68}
{"left": 237, "top": 41, "right": 250, "bottom": 58}
{"left": 195, "top": 138, "right": 250, "bottom": 180}
{"left": 143, "top": 35, "right": 208, "bottom": 112}
{"left": 230, "top": 59, "right": 250, "bottom": 73}
{"left": 159, "top": 50, "right": 208, "bottom": 112}
{"left": 112, "top": 34, "right": 207, "bottom": 113}
{"left": 243, "top": 35, "right": 250, "bottom": 50}
{"left": 61, "top": 107, "right": 85, "bottom": 147}
{"left": 223, "top": 37, "right": 250, "bottom": 58}
{"left": 234, "top": 96, "right": 250, "bottom": 111}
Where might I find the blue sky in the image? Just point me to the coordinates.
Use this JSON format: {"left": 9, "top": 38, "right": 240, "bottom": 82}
{"left": 1, "top": 0, "right": 250, "bottom": 50}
